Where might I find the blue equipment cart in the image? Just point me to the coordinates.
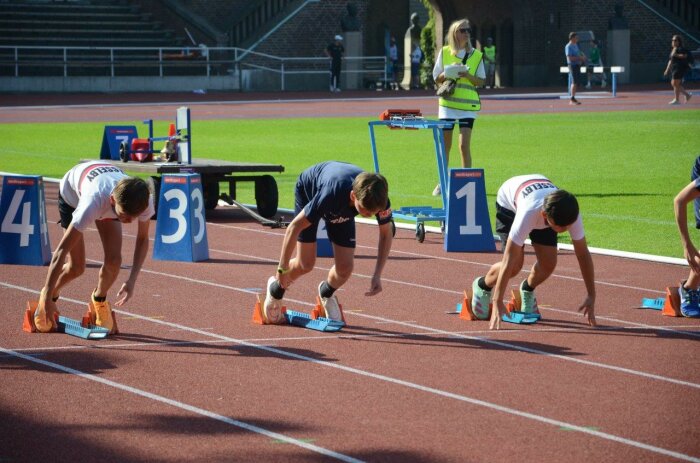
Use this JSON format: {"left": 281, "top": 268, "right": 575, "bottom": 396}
{"left": 368, "top": 111, "right": 453, "bottom": 242}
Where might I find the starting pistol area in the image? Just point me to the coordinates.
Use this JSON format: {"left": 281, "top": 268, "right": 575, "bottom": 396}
{"left": 1, "top": 176, "right": 699, "bottom": 463}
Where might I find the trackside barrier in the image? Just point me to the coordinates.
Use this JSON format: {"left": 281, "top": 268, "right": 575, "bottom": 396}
{"left": 153, "top": 173, "right": 209, "bottom": 262}
{"left": 560, "top": 65, "right": 624, "bottom": 97}
{"left": 0, "top": 175, "right": 51, "bottom": 265}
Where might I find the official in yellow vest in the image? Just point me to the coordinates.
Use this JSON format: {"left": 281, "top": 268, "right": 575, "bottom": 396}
{"left": 483, "top": 37, "right": 496, "bottom": 88}
{"left": 431, "top": 19, "right": 485, "bottom": 196}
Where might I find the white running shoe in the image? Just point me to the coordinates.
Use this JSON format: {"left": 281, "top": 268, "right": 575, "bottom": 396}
{"left": 318, "top": 282, "right": 342, "bottom": 321}
{"left": 519, "top": 281, "right": 538, "bottom": 314}
{"left": 669, "top": 99, "right": 680, "bottom": 105}
{"left": 432, "top": 183, "right": 441, "bottom": 196}
{"left": 263, "top": 276, "right": 285, "bottom": 324}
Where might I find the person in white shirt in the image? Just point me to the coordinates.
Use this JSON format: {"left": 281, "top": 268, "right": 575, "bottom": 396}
{"left": 470, "top": 174, "right": 596, "bottom": 330}
{"left": 34, "top": 161, "right": 154, "bottom": 333}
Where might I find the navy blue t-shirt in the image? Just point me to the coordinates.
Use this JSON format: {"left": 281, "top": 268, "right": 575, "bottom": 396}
{"left": 296, "top": 161, "right": 392, "bottom": 225}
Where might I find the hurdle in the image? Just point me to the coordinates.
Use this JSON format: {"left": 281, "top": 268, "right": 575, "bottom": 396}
{"left": 560, "top": 65, "right": 624, "bottom": 97}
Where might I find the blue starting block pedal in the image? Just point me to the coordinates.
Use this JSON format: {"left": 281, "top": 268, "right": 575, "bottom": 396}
{"left": 640, "top": 297, "right": 664, "bottom": 310}
{"left": 57, "top": 316, "right": 110, "bottom": 339}
{"left": 502, "top": 311, "right": 541, "bottom": 324}
{"left": 283, "top": 309, "right": 345, "bottom": 332}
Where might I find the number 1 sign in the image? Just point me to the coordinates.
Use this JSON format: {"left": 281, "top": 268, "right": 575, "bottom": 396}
{"left": 444, "top": 169, "right": 496, "bottom": 252}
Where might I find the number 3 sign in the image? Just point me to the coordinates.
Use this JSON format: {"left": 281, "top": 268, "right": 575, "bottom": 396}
{"left": 444, "top": 169, "right": 496, "bottom": 252}
{"left": 153, "top": 173, "right": 209, "bottom": 262}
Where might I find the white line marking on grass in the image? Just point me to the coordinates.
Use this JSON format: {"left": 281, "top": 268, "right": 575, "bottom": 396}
{"left": 0, "top": 345, "right": 364, "bottom": 463}
{"left": 3, "top": 282, "right": 698, "bottom": 463}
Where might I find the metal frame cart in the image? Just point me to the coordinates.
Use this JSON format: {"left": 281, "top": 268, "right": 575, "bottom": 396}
{"left": 368, "top": 110, "right": 453, "bottom": 242}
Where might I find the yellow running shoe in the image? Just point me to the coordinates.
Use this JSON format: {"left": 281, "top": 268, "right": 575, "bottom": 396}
{"left": 33, "top": 307, "right": 56, "bottom": 333}
{"left": 92, "top": 294, "right": 114, "bottom": 331}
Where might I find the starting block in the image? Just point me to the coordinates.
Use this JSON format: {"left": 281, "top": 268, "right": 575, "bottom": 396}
{"left": 22, "top": 300, "right": 118, "bottom": 339}
{"left": 455, "top": 290, "right": 491, "bottom": 321}
{"left": 639, "top": 286, "right": 681, "bottom": 317}
{"left": 379, "top": 109, "right": 423, "bottom": 129}
{"left": 503, "top": 289, "right": 541, "bottom": 324}
{"left": 252, "top": 295, "right": 345, "bottom": 332}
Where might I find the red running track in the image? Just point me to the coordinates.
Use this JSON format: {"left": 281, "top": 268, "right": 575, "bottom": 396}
{"left": 1, "top": 179, "right": 698, "bottom": 462}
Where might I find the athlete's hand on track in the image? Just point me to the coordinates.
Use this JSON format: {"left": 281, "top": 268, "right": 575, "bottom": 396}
{"left": 115, "top": 281, "right": 134, "bottom": 307}
{"left": 489, "top": 304, "right": 503, "bottom": 330}
{"left": 365, "top": 276, "right": 382, "bottom": 296}
{"left": 578, "top": 295, "right": 597, "bottom": 327}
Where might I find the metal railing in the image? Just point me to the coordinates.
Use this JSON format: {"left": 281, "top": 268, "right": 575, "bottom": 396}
{"left": 0, "top": 45, "right": 388, "bottom": 91}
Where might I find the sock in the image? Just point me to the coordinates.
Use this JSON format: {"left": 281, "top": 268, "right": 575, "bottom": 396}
{"left": 521, "top": 280, "right": 535, "bottom": 292}
{"left": 270, "top": 280, "right": 285, "bottom": 300}
{"left": 319, "top": 281, "right": 337, "bottom": 299}
{"left": 92, "top": 292, "right": 106, "bottom": 303}
{"left": 477, "top": 277, "right": 492, "bottom": 292}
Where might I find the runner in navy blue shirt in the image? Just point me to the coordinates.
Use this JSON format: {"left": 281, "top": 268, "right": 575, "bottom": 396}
{"left": 674, "top": 155, "right": 700, "bottom": 318}
{"left": 262, "top": 161, "right": 393, "bottom": 323}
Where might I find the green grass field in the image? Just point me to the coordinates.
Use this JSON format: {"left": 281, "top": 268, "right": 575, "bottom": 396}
{"left": 1, "top": 109, "right": 699, "bottom": 258}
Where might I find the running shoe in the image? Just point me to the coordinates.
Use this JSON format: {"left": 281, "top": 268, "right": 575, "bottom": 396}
{"left": 318, "top": 282, "right": 342, "bottom": 321}
{"left": 519, "top": 281, "right": 538, "bottom": 313}
{"left": 91, "top": 294, "right": 114, "bottom": 331}
{"left": 678, "top": 283, "right": 700, "bottom": 318}
{"left": 263, "top": 276, "right": 285, "bottom": 324}
{"left": 432, "top": 183, "right": 441, "bottom": 196}
{"left": 470, "top": 277, "right": 491, "bottom": 320}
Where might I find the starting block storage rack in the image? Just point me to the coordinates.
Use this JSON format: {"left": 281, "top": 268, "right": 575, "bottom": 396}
{"left": 368, "top": 110, "right": 453, "bottom": 242}
{"left": 95, "top": 107, "right": 284, "bottom": 218}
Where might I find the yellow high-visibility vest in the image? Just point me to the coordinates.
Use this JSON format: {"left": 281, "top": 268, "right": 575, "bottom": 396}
{"left": 439, "top": 46, "right": 482, "bottom": 111}
{"left": 484, "top": 45, "right": 496, "bottom": 62}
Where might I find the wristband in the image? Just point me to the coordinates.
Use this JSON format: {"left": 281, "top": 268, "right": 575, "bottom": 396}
{"left": 277, "top": 267, "right": 289, "bottom": 275}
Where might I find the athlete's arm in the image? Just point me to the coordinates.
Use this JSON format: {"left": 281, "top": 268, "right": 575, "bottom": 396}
{"left": 366, "top": 220, "right": 393, "bottom": 296}
{"left": 115, "top": 219, "right": 150, "bottom": 306}
{"left": 674, "top": 181, "right": 700, "bottom": 274}
{"left": 489, "top": 239, "right": 523, "bottom": 330}
{"left": 572, "top": 236, "right": 596, "bottom": 326}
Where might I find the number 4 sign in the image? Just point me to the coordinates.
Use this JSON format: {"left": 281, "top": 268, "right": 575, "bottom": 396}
{"left": 444, "top": 169, "right": 496, "bottom": 252}
{"left": 0, "top": 175, "right": 51, "bottom": 265}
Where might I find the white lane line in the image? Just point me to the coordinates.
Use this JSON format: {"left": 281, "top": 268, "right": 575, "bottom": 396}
{"left": 0, "top": 346, "right": 363, "bottom": 463}
{"left": 4, "top": 283, "right": 700, "bottom": 462}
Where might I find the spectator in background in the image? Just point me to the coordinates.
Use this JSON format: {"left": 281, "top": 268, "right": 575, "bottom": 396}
{"left": 585, "top": 39, "right": 606, "bottom": 89}
{"left": 483, "top": 37, "right": 497, "bottom": 89}
{"left": 565, "top": 32, "right": 584, "bottom": 105}
{"left": 664, "top": 35, "right": 693, "bottom": 105}
{"left": 326, "top": 35, "right": 345, "bottom": 92}
{"left": 388, "top": 36, "right": 399, "bottom": 86}
{"left": 411, "top": 42, "right": 423, "bottom": 89}
{"left": 431, "top": 19, "right": 485, "bottom": 196}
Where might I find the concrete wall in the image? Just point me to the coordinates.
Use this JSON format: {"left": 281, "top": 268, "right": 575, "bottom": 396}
{"left": 0, "top": 76, "right": 240, "bottom": 93}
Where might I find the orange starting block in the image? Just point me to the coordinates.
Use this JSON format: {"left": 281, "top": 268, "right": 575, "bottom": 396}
{"left": 252, "top": 295, "right": 345, "bottom": 331}
{"left": 455, "top": 290, "right": 491, "bottom": 321}
{"left": 22, "top": 300, "right": 119, "bottom": 337}
{"left": 640, "top": 286, "right": 681, "bottom": 317}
